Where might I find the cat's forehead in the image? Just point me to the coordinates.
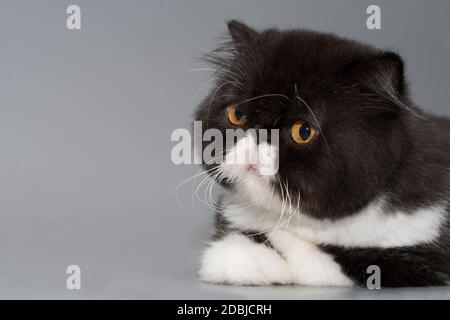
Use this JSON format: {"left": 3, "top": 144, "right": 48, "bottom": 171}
{"left": 246, "top": 31, "right": 377, "bottom": 93}
{"left": 262, "top": 30, "right": 374, "bottom": 65}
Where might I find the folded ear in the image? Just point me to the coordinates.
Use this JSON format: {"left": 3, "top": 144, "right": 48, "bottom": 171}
{"left": 227, "top": 20, "right": 258, "bottom": 49}
{"left": 347, "top": 51, "right": 406, "bottom": 97}
{"left": 369, "top": 52, "right": 405, "bottom": 96}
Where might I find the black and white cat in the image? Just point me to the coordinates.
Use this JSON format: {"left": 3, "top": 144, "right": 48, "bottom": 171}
{"left": 194, "top": 21, "right": 450, "bottom": 287}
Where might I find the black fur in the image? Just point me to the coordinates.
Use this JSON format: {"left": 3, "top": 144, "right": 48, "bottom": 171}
{"left": 195, "top": 20, "right": 450, "bottom": 287}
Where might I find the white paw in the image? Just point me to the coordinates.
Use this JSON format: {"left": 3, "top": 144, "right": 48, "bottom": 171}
{"left": 269, "top": 230, "right": 354, "bottom": 287}
{"left": 199, "top": 233, "right": 292, "bottom": 285}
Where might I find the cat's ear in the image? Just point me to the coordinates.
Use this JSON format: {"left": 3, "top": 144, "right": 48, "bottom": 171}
{"left": 369, "top": 52, "right": 405, "bottom": 96}
{"left": 227, "top": 20, "right": 258, "bottom": 49}
{"left": 349, "top": 51, "right": 406, "bottom": 97}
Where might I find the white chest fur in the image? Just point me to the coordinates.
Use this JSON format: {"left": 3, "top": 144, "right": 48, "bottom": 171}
{"left": 222, "top": 193, "right": 447, "bottom": 248}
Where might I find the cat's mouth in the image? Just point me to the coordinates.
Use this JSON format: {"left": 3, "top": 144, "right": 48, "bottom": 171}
{"left": 213, "top": 134, "right": 289, "bottom": 212}
{"left": 246, "top": 163, "right": 258, "bottom": 173}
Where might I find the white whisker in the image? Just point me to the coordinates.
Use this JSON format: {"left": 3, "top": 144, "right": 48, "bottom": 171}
{"left": 161, "top": 67, "right": 219, "bottom": 97}
{"left": 236, "top": 94, "right": 289, "bottom": 107}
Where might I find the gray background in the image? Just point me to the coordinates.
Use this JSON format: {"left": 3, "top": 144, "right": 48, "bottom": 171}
{"left": 0, "top": 0, "right": 449, "bottom": 299}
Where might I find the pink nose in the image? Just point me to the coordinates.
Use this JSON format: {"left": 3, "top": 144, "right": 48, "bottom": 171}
{"left": 247, "top": 164, "right": 258, "bottom": 172}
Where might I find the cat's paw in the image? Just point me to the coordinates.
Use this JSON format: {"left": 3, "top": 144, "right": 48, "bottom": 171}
{"left": 199, "top": 233, "right": 292, "bottom": 285}
{"left": 269, "top": 230, "right": 354, "bottom": 287}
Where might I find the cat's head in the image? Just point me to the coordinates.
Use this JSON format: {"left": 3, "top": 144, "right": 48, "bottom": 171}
{"left": 195, "top": 21, "right": 417, "bottom": 219}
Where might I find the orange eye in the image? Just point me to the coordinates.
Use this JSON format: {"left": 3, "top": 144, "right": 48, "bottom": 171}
{"left": 291, "top": 121, "right": 317, "bottom": 144}
{"left": 227, "top": 105, "right": 247, "bottom": 126}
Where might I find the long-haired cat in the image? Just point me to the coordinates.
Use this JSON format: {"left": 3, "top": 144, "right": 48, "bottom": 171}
{"left": 194, "top": 20, "right": 450, "bottom": 287}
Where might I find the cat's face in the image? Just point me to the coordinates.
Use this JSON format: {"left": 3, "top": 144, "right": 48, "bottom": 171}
{"left": 195, "top": 21, "right": 409, "bottom": 220}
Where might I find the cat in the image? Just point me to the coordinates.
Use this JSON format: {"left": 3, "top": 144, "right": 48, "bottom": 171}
{"left": 194, "top": 20, "right": 450, "bottom": 287}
